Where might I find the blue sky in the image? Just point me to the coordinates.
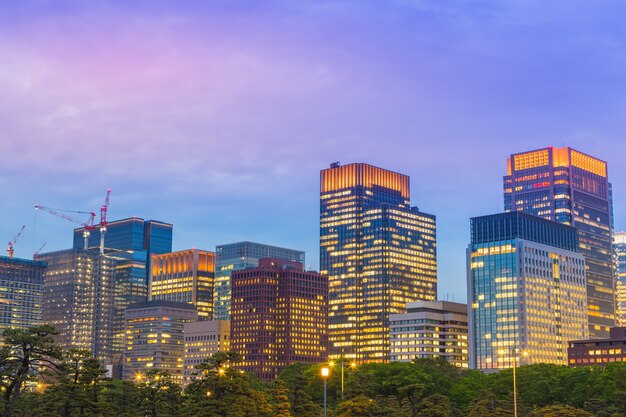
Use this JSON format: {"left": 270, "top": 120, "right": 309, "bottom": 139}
{"left": 1, "top": 0, "right": 626, "bottom": 301}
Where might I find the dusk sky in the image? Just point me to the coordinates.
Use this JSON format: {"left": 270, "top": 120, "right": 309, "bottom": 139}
{"left": 2, "top": 0, "right": 626, "bottom": 302}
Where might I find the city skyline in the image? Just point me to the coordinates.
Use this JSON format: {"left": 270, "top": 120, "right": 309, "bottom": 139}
{"left": 3, "top": 1, "right": 626, "bottom": 303}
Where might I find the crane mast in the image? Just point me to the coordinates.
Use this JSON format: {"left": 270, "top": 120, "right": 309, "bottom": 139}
{"left": 6, "top": 225, "right": 26, "bottom": 259}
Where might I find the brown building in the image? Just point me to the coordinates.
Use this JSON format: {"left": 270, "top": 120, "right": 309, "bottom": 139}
{"left": 231, "top": 258, "right": 328, "bottom": 381}
{"left": 568, "top": 327, "right": 626, "bottom": 367}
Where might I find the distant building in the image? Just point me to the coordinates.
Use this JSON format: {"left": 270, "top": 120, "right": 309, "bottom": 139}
{"left": 0, "top": 256, "right": 46, "bottom": 335}
{"left": 123, "top": 300, "right": 197, "bottom": 383}
{"left": 150, "top": 249, "right": 215, "bottom": 320}
{"left": 615, "top": 232, "right": 626, "bottom": 326}
{"left": 183, "top": 320, "right": 230, "bottom": 387}
{"left": 320, "top": 162, "right": 437, "bottom": 363}
{"left": 390, "top": 301, "right": 468, "bottom": 368}
{"left": 468, "top": 212, "right": 588, "bottom": 371}
{"left": 39, "top": 249, "right": 116, "bottom": 361}
{"left": 213, "top": 241, "right": 305, "bottom": 321}
{"left": 231, "top": 259, "right": 327, "bottom": 382}
{"left": 74, "top": 218, "right": 173, "bottom": 356}
{"left": 568, "top": 327, "right": 626, "bottom": 367}
{"left": 504, "top": 147, "right": 615, "bottom": 338}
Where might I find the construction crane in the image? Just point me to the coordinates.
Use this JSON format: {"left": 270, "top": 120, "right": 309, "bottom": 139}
{"left": 98, "top": 188, "right": 111, "bottom": 254}
{"left": 34, "top": 205, "right": 96, "bottom": 250}
{"left": 6, "top": 225, "right": 26, "bottom": 259}
{"left": 33, "top": 242, "right": 46, "bottom": 260}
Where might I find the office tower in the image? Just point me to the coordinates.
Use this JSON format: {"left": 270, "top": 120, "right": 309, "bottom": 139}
{"left": 183, "top": 320, "right": 230, "bottom": 387}
{"left": 150, "top": 249, "right": 215, "bottom": 320}
{"left": 389, "top": 301, "right": 469, "bottom": 368}
{"left": 615, "top": 232, "right": 626, "bottom": 326}
{"left": 0, "top": 256, "right": 46, "bottom": 335}
{"left": 568, "top": 326, "right": 626, "bottom": 367}
{"left": 504, "top": 147, "right": 614, "bottom": 338}
{"left": 320, "top": 162, "right": 437, "bottom": 363}
{"left": 213, "top": 241, "right": 305, "bottom": 321}
{"left": 39, "top": 249, "right": 116, "bottom": 361}
{"left": 468, "top": 212, "right": 588, "bottom": 371}
{"left": 123, "top": 300, "right": 197, "bottom": 383}
{"left": 231, "top": 259, "right": 327, "bottom": 382}
{"left": 74, "top": 218, "right": 173, "bottom": 355}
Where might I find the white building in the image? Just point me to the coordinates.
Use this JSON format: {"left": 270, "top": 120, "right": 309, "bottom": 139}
{"left": 183, "top": 320, "right": 230, "bottom": 387}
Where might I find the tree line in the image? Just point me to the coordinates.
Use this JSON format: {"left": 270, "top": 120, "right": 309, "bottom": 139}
{"left": 1, "top": 326, "right": 625, "bottom": 417}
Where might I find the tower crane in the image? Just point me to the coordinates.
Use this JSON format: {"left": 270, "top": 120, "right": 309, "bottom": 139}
{"left": 33, "top": 242, "right": 47, "bottom": 260}
{"left": 98, "top": 188, "right": 111, "bottom": 254}
{"left": 34, "top": 206, "right": 96, "bottom": 250}
{"left": 6, "top": 225, "right": 26, "bottom": 259}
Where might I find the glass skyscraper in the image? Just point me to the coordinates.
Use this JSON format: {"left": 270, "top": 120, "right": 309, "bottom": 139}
{"left": 213, "top": 241, "right": 305, "bottom": 321}
{"left": 615, "top": 231, "right": 626, "bottom": 326}
{"left": 0, "top": 256, "right": 46, "bottom": 335}
{"left": 504, "top": 147, "right": 615, "bottom": 338}
{"left": 468, "top": 212, "right": 588, "bottom": 370}
{"left": 320, "top": 162, "right": 437, "bottom": 363}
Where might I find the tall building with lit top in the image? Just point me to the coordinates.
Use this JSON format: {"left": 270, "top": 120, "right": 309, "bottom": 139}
{"left": 504, "top": 147, "right": 615, "bottom": 338}
{"left": 320, "top": 162, "right": 437, "bottom": 363}
{"left": 230, "top": 259, "right": 327, "bottom": 382}
{"left": 615, "top": 232, "right": 626, "bottom": 326}
{"left": 468, "top": 212, "right": 588, "bottom": 371}
{"left": 213, "top": 241, "right": 305, "bottom": 321}
{"left": 150, "top": 249, "right": 215, "bottom": 320}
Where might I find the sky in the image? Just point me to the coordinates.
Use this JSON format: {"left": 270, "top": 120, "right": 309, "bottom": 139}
{"left": 1, "top": 0, "right": 626, "bottom": 302}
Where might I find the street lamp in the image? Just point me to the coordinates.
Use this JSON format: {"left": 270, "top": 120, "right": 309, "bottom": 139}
{"left": 498, "top": 348, "right": 529, "bottom": 417}
{"left": 329, "top": 357, "right": 357, "bottom": 398}
{"left": 321, "top": 366, "right": 330, "bottom": 417}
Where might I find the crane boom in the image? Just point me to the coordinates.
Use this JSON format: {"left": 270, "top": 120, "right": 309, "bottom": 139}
{"left": 35, "top": 205, "right": 96, "bottom": 250}
{"left": 33, "top": 242, "right": 46, "bottom": 260}
{"left": 6, "top": 225, "right": 26, "bottom": 258}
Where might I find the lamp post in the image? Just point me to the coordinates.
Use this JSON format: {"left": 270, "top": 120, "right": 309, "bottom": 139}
{"left": 498, "top": 349, "right": 529, "bottom": 417}
{"left": 329, "top": 357, "right": 357, "bottom": 399}
{"left": 321, "top": 366, "right": 330, "bottom": 417}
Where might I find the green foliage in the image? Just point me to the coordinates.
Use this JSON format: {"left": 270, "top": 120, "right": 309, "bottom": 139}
{"left": 335, "top": 395, "right": 380, "bottom": 417}
{"left": 530, "top": 405, "right": 595, "bottom": 417}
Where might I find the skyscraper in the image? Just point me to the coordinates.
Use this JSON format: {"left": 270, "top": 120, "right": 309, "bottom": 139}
{"left": 468, "top": 212, "right": 588, "bottom": 370}
{"left": 0, "top": 256, "right": 46, "bottom": 335}
{"left": 39, "top": 249, "right": 116, "bottom": 361}
{"left": 320, "top": 162, "right": 437, "bottom": 363}
{"left": 213, "top": 241, "right": 305, "bottom": 321}
{"left": 504, "top": 147, "right": 615, "bottom": 338}
{"left": 150, "top": 249, "right": 215, "bottom": 320}
{"left": 231, "top": 259, "right": 328, "bottom": 382}
{"left": 74, "top": 218, "right": 173, "bottom": 355}
{"left": 615, "top": 231, "right": 626, "bottom": 326}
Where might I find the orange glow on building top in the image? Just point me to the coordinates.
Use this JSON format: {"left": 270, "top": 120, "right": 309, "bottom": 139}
{"left": 508, "top": 147, "right": 607, "bottom": 178}
{"left": 152, "top": 249, "right": 215, "bottom": 276}
{"left": 320, "top": 163, "right": 410, "bottom": 198}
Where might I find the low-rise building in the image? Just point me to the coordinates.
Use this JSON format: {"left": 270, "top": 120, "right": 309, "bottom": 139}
{"left": 183, "top": 320, "right": 230, "bottom": 387}
{"left": 568, "top": 327, "right": 626, "bottom": 366}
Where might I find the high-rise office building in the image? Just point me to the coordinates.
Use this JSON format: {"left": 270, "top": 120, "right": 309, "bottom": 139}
{"left": 468, "top": 212, "right": 588, "bottom": 371}
{"left": 615, "top": 232, "right": 626, "bottom": 326}
{"left": 74, "top": 218, "right": 173, "bottom": 355}
{"left": 390, "top": 301, "right": 469, "bottom": 368}
{"left": 504, "top": 147, "right": 614, "bottom": 338}
{"left": 183, "top": 320, "right": 230, "bottom": 387}
{"left": 123, "top": 300, "right": 197, "bottom": 383}
{"left": 231, "top": 259, "right": 327, "bottom": 382}
{"left": 150, "top": 249, "right": 215, "bottom": 320}
{"left": 320, "top": 162, "right": 437, "bottom": 363}
{"left": 0, "top": 256, "right": 46, "bottom": 335}
{"left": 39, "top": 249, "right": 116, "bottom": 361}
{"left": 213, "top": 241, "right": 305, "bottom": 321}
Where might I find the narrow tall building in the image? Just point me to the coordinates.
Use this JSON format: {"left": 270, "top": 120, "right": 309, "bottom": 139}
{"left": 0, "top": 256, "right": 46, "bottom": 335}
{"left": 39, "top": 249, "right": 116, "bottom": 361}
{"left": 615, "top": 232, "right": 626, "bottom": 326}
{"left": 468, "top": 212, "right": 588, "bottom": 371}
{"left": 213, "top": 241, "right": 305, "bottom": 321}
{"left": 150, "top": 249, "right": 215, "bottom": 320}
{"left": 320, "top": 162, "right": 437, "bottom": 363}
{"left": 504, "top": 147, "right": 614, "bottom": 338}
{"left": 231, "top": 259, "right": 327, "bottom": 382}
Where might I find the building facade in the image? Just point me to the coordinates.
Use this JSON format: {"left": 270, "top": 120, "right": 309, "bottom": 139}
{"left": 504, "top": 147, "right": 614, "bottom": 338}
{"left": 231, "top": 259, "right": 327, "bottom": 382}
{"left": 0, "top": 256, "right": 46, "bottom": 335}
{"left": 74, "top": 218, "right": 173, "bottom": 355}
{"left": 468, "top": 212, "right": 588, "bottom": 371}
{"left": 568, "top": 327, "right": 626, "bottom": 366}
{"left": 320, "top": 162, "right": 437, "bottom": 363}
{"left": 183, "top": 320, "right": 230, "bottom": 387}
{"left": 390, "top": 301, "right": 468, "bottom": 368}
{"left": 39, "top": 249, "right": 116, "bottom": 361}
{"left": 123, "top": 300, "right": 197, "bottom": 383}
{"left": 213, "top": 241, "right": 305, "bottom": 321}
{"left": 615, "top": 232, "right": 626, "bottom": 326}
{"left": 150, "top": 249, "right": 215, "bottom": 320}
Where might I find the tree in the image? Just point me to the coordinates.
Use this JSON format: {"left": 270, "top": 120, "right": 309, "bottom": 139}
{"left": 467, "top": 391, "right": 513, "bottom": 417}
{"left": 399, "top": 383, "right": 425, "bottom": 417}
{"left": 416, "top": 394, "right": 453, "bottom": 417}
{"left": 530, "top": 405, "right": 595, "bottom": 417}
{"left": 335, "top": 395, "right": 380, "bottom": 417}
{"left": 136, "top": 369, "right": 181, "bottom": 417}
{"left": 0, "top": 325, "right": 62, "bottom": 417}
{"left": 272, "top": 379, "right": 293, "bottom": 417}
{"left": 278, "top": 364, "right": 320, "bottom": 417}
